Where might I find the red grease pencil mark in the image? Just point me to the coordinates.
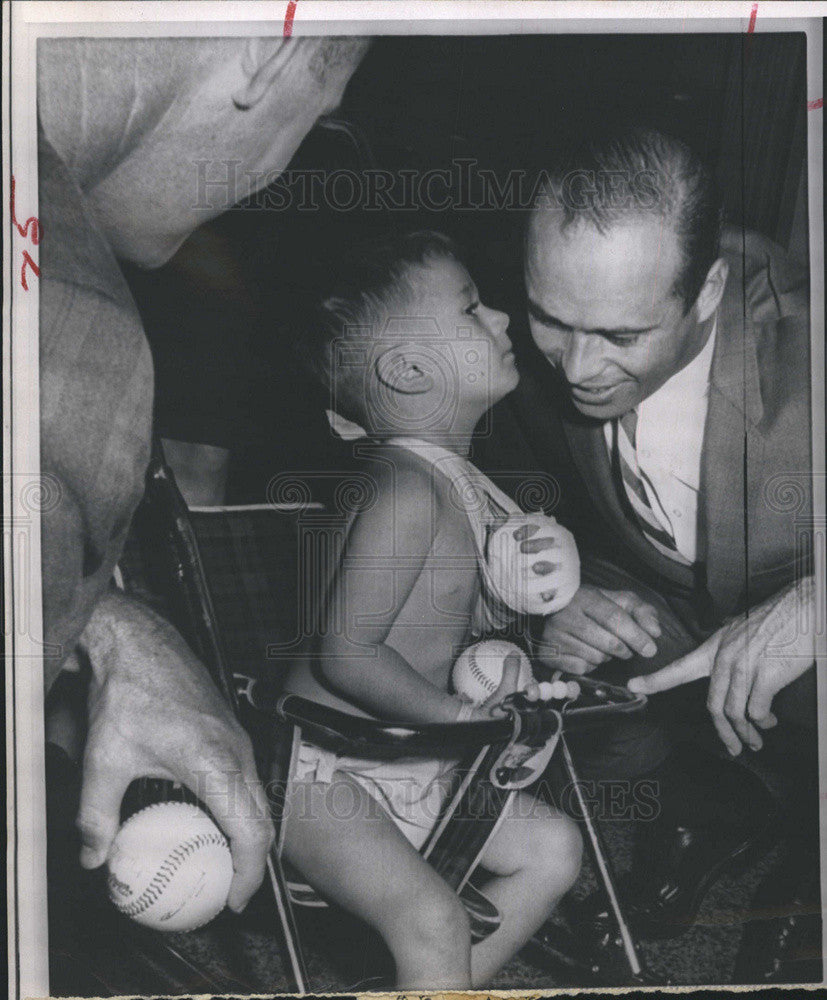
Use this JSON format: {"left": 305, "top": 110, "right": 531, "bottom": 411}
{"left": 284, "top": 0, "right": 297, "bottom": 37}
{"left": 20, "top": 250, "right": 40, "bottom": 291}
{"left": 11, "top": 175, "right": 40, "bottom": 243}
{"left": 10, "top": 175, "right": 41, "bottom": 290}
{"left": 808, "top": 98, "right": 823, "bottom": 110}
{"left": 743, "top": 2, "right": 758, "bottom": 60}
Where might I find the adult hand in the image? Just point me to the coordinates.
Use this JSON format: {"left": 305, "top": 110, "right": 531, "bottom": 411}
{"left": 628, "top": 578, "right": 817, "bottom": 755}
{"left": 76, "top": 591, "right": 273, "bottom": 912}
{"left": 534, "top": 583, "right": 661, "bottom": 674}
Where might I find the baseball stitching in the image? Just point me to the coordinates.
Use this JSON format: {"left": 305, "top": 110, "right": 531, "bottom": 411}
{"left": 468, "top": 649, "right": 502, "bottom": 695}
{"left": 110, "top": 806, "right": 228, "bottom": 922}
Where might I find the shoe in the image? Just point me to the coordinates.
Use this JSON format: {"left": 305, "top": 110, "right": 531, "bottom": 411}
{"left": 522, "top": 920, "right": 602, "bottom": 984}
{"left": 733, "top": 844, "right": 822, "bottom": 984}
{"left": 523, "top": 917, "right": 669, "bottom": 986}
{"left": 580, "top": 746, "right": 780, "bottom": 940}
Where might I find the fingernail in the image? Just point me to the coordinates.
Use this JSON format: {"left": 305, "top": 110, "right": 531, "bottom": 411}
{"left": 617, "top": 646, "right": 632, "bottom": 659}
{"left": 642, "top": 641, "right": 657, "bottom": 657}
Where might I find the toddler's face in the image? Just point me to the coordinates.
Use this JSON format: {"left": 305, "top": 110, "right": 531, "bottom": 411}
{"left": 400, "top": 257, "right": 518, "bottom": 412}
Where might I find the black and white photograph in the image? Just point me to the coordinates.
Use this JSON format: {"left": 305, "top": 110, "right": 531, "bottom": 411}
{"left": 4, "top": 2, "right": 826, "bottom": 997}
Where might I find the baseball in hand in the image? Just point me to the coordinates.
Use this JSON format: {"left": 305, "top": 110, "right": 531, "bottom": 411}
{"left": 107, "top": 802, "right": 233, "bottom": 932}
{"left": 486, "top": 512, "right": 580, "bottom": 615}
{"left": 452, "top": 639, "right": 534, "bottom": 706}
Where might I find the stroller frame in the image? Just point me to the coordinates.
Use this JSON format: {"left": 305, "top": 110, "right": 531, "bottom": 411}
{"left": 117, "top": 452, "right": 654, "bottom": 991}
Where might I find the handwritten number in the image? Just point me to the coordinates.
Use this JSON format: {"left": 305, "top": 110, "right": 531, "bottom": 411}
{"left": 21, "top": 251, "right": 40, "bottom": 292}
{"left": 11, "top": 175, "right": 41, "bottom": 289}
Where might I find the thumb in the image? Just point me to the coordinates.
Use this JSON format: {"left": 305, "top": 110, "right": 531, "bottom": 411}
{"left": 627, "top": 639, "right": 715, "bottom": 695}
{"left": 497, "top": 652, "right": 523, "bottom": 694}
{"left": 77, "top": 753, "right": 134, "bottom": 869}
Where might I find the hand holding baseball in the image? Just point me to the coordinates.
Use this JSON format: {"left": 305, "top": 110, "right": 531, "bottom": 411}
{"left": 486, "top": 512, "right": 580, "bottom": 615}
{"left": 77, "top": 592, "right": 273, "bottom": 914}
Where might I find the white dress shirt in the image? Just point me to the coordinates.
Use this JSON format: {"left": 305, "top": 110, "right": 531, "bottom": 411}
{"left": 604, "top": 321, "right": 717, "bottom": 564}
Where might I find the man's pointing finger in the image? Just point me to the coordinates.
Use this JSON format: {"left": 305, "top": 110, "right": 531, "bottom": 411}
{"left": 627, "top": 642, "right": 713, "bottom": 695}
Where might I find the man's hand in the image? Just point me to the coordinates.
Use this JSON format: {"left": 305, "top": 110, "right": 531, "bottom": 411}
{"left": 628, "top": 578, "right": 817, "bottom": 755}
{"left": 535, "top": 583, "right": 662, "bottom": 674}
{"left": 76, "top": 591, "right": 273, "bottom": 912}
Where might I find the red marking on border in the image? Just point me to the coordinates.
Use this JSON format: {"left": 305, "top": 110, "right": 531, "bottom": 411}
{"left": 284, "top": 0, "right": 297, "bottom": 37}
{"left": 808, "top": 98, "right": 824, "bottom": 110}
{"left": 10, "top": 175, "right": 40, "bottom": 244}
{"left": 747, "top": 2, "right": 758, "bottom": 33}
{"left": 10, "top": 175, "right": 41, "bottom": 289}
{"left": 20, "top": 250, "right": 40, "bottom": 291}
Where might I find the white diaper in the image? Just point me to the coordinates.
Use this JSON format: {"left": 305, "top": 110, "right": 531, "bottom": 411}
{"left": 293, "top": 739, "right": 458, "bottom": 850}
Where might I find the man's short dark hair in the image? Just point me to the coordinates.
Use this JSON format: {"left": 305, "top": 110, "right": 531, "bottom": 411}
{"left": 293, "top": 229, "right": 460, "bottom": 423}
{"left": 535, "top": 126, "right": 724, "bottom": 312}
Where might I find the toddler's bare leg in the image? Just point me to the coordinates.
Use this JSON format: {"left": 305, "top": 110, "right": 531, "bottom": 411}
{"left": 282, "top": 773, "right": 472, "bottom": 989}
{"left": 472, "top": 793, "right": 582, "bottom": 985}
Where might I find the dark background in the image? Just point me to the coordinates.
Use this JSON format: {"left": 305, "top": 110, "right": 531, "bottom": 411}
{"left": 121, "top": 32, "right": 809, "bottom": 503}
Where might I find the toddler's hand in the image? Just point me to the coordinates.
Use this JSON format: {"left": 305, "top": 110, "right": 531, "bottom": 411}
{"left": 474, "top": 652, "right": 540, "bottom": 718}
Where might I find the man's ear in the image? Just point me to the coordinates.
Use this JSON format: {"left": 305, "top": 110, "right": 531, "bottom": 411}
{"left": 375, "top": 347, "right": 434, "bottom": 395}
{"left": 232, "top": 38, "right": 295, "bottom": 111}
{"left": 695, "top": 257, "right": 729, "bottom": 324}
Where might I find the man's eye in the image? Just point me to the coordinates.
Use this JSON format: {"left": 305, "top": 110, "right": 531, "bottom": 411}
{"left": 605, "top": 334, "right": 640, "bottom": 347}
{"left": 465, "top": 302, "right": 480, "bottom": 316}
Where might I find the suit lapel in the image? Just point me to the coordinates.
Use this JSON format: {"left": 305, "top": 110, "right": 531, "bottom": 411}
{"left": 702, "top": 251, "right": 766, "bottom": 614}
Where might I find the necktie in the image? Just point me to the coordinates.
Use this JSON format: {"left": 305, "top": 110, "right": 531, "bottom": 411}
{"left": 613, "top": 410, "right": 692, "bottom": 565}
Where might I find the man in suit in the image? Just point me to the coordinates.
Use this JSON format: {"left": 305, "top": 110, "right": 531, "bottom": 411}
{"left": 477, "top": 126, "right": 818, "bottom": 965}
{"left": 36, "top": 39, "right": 368, "bottom": 988}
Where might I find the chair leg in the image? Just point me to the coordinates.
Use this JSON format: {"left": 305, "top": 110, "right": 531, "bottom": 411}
{"left": 266, "top": 852, "right": 310, "bottom": 992}
{"left": 558, "top": 735, "right": 657, "bottom": 984}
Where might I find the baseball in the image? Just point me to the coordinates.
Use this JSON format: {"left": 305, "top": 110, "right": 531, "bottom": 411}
{"left": 486, "top": 512, "right": 580, "bottom": 616}
{"left": 107, "top": 801, "right": 233, "bottom": 932}
{"left": 452, "top": 639, "right": 534, "bottom": 706}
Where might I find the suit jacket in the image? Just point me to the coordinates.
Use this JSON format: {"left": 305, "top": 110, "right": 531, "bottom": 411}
{"left": 39, "top": 129, "right": 154, "bottom": 688}
{"left": 475, "top": 227, "right": 812, "bottom": 630}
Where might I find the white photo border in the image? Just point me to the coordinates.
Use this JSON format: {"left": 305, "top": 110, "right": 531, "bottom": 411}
{"left": 5, "top": 3, "right": 825, "bottom": 997}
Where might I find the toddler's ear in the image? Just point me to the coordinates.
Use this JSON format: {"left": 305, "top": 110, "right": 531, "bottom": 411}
{"left": 375, "top": 347, "right": 434, "bottom": 395}
{"left": 233, "top": 38, "right": 295, "bottom": 110}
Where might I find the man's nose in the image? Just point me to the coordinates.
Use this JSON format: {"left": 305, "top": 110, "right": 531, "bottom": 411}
{"left": 560, "top": 331, "right": 603, "bottom": 384}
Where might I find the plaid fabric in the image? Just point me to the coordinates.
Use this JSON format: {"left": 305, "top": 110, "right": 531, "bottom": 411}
{"left": 121, "top": 499, "right": 334, "bottom": 686}
{"left": 187, "top": 505, "right": 324, "bottom": 684}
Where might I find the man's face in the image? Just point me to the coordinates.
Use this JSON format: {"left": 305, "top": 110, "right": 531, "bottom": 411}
{"left": 525, "top": 211, "right": 709, "bottom": 419}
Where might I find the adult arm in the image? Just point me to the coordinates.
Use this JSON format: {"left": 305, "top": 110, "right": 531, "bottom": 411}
{"left": 76, "top": 589, "right": 273, "bottom": 911}
{"left": 628, "top": 577, "right": 817, "bottom": 754}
